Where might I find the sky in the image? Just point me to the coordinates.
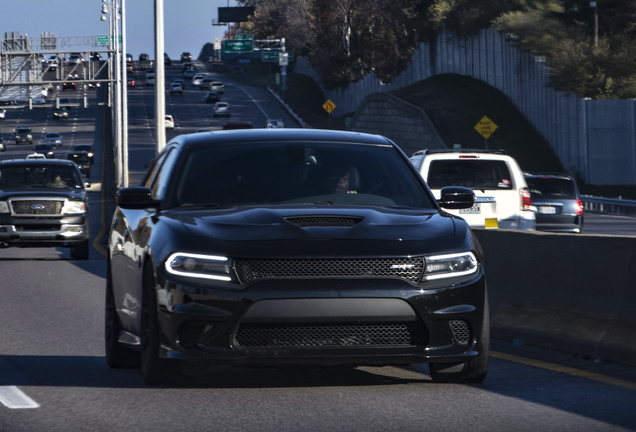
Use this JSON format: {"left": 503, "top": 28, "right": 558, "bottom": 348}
{"left": 0, "top": 0, "right": 239, "bottom": 59}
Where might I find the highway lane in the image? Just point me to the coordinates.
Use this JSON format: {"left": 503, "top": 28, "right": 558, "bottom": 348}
{"left": 0, "top": 63, "right": 635, "bottom": 431}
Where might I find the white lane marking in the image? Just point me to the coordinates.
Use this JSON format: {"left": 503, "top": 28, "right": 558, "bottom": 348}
{"left": 0, "top": 386, "right": 40, "bottom": 409}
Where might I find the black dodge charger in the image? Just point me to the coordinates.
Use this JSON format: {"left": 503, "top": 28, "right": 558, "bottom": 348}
{"left": 106, "top": 128, "right": 489, "bottom": 385}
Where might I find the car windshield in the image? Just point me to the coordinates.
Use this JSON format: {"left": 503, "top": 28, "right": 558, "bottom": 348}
{"left": 171, "top": 141, "right": 435, "bottom": 209}
{"left": 426, "top": 160, "right": 513, "bottom": 190}
{"left": 0, "top": 165, "right": 83, "bottom": 189}
{"left": 526, "top": 177, "right": 576, "bottom": 198}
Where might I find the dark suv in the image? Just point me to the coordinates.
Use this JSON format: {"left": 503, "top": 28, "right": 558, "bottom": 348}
{"left": 67, "top": 151, "right": 91, "bottom": 177}
{"left": 15, "top": 126, "right": 33, "bottom": 145}
{"left": 524, "top": 173, "right": 584, "bottom": 233}
{"left": 0, "top": 159, "right": 90, "bottom": 259}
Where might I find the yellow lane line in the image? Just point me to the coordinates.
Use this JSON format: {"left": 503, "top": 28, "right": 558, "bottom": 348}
{"left": 492, "top": 351, "right": 636, "bottom": 391}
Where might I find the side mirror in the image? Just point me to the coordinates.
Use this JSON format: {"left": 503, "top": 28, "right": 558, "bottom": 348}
{"left": 438, "top": 186, "right": 475, "bottom": 210}
{"left": 116, "top": 186, "right": 160, "bottom": 210}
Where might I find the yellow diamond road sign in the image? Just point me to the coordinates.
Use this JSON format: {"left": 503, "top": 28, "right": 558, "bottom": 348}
{"left": 323, "top": 99, "right": 336, "bottom": 114}
{"left": 474, "top": 116, "right": 498, "bottom": 139}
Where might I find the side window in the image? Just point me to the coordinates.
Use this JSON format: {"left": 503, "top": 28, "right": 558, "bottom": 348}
{"left": 146, "top": 148, "right": 179, "bottom": 200}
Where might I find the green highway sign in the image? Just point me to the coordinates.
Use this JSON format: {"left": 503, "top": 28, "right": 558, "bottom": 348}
{"left": 236, "top": 34, "right": 253, "bottom": 40}
{"left": 96, "top": 35, "right": 121, "bottom": 45}
{"left": 224, "top": 39, "right": 253, "bottom": 52}
{"left": 261, "top": 51, "right": 294, "bottom": 62}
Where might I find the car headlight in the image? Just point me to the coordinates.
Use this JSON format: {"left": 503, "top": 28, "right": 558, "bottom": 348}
{"left": 64, "top": 201, "right": 86, "bottom": 214}
{"left": 424, "top": 252, "right": 478, "bottom": 281}
{"left": 165, "top": 252, "right": 232, "bottom": 282}
{"left": 0, "top": 201, "right": 8, "bottom": 213}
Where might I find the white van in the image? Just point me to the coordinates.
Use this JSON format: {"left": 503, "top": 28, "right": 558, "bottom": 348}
{"left": 411, "top": 149, "right": 535, "bottom": 230}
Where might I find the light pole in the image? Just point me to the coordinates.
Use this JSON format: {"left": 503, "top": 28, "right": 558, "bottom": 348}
{"left": 155, "top": 0, "right": 166, "bottom": 154}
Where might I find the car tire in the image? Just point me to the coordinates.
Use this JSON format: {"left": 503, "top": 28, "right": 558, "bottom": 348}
{"left": 140, "top": 263, "right": 181, "bottom": 386}
{"left": 105, "top": 263, "right": 140, "bottom": 368}
{"left": 70, "top": 239, "right": 89, "bottom": 260}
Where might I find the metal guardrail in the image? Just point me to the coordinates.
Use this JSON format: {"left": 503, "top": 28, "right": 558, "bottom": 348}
{"left": 582, "top": 195, "right": 636, "bottom": 216}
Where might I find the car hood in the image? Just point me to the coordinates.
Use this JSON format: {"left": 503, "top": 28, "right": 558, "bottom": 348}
{"left": 0, "top": 188, "right": 85, "bottom": 200}
{"left": 157, "top": 206, "right": 470, "bottom": 258}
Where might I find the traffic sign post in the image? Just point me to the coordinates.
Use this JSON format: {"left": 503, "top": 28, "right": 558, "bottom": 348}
{"left": 474, "top": 115, "right": 498, "bottom": 149}
{"left": 323, "top": 99, "right": 336, "bottom": 127}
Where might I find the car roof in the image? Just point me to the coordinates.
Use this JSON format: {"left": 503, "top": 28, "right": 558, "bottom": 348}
{"left": 1, "top": 158, "right": 76, "bottom": 167}
{"left": 167, "top": 128, "right": 396, "bottom": 149}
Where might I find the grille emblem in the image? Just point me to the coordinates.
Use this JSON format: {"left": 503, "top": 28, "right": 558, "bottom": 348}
{"left": 31, "top": 204, "right": 45, "bottom": 210}
{"left": 390, "top": 264, "right": 415, "bottom": 270}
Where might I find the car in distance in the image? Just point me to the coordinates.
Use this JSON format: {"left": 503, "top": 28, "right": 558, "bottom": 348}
{"left": 127, "top": 78, "right": 135, "bottom": 87}
{"left": 66, "top": 151, "right": 91, "bottom": 177}
{"left": 410, "top": 148, "right": 535, "bottom": 230}
{"left": 204, "top": 91, "right": 220, "bottom": 104}
{"left": 192, "top": 73, "right": 205, "bottom": 87}
{"left": 165, "top": 114, "right": 175, "bottom": 130}
{"left": 15, "top": 126, "right": 33, "bottom": 144}
{"left": 26, "top": 153, "right": 46, "bottom": 159}
{"left": 53, "top": 107, "right": 70, "bottom": 120}
{"left": 45, "top": 132, "right": 63, "bottom": 147}
{"left": 183, "top": 69, "right": 196, "bottom": 79}
{"left": 0, "top": 108, "right": 5, "bottom": 120}
{"left": 266, "top": 118, "right": 285, "bottom": 128}
{"left": 0, "top": 138, "right": 5, "bottom": 152}
{"left": 169, "top": 83, "right": 183, "bottom": 95}
{"left": 213, "top": 101, "right": 230, "bottom": 117}
{"left": 34, "top": 143, "right": 55, "bottom": 159}
{"left": 524, "top": 172, "right": 584, "bottom": 233}
{"left": 105, "top": 128, "right": 489, "bottom": 385}
{"left": 139, "top": 53, "right": 150, "bottom": 62}
{"left": 209, "top": 81, "right": 225, "bottom": 93}
{"left": 0, "top": 158, "right": 90, "bottom": 259}
{"left": 71, "top": 144, "right": 94, "bottom": 164}
{"left": 145, "top": 73, "right": 156, "bottom": 86}
{"left": 180, "top": 52, "right": 192, "bottom": 62}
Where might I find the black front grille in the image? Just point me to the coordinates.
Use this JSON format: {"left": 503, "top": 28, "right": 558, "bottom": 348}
{"left": 235, "top": 322, "right": 428, "bottom": 348}
{"left": 285, "top": 215, "right": 363, "bottom": 227}
{"left": 234, "top": 257, "right": 424, "bottom": 285}
{"left": 10, "top": 199, "right": 64, "bottom": 216}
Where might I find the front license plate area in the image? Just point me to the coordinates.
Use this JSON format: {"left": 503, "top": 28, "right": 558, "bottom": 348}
{"left": 460, "top": 204, "right": 481, "bottom": 214}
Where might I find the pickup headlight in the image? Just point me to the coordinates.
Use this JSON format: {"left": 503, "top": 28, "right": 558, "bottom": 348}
{"left": 0, "top": 201, "right": 8, "bottom": 213}
{"left": 165, "top": 252, "right": 232, "bottom": 282}
{"left": 64, "top": 200, "right": 86, "bottom": 214}
{"left": 424, "top": 252, "right": 478, "bottom": 281}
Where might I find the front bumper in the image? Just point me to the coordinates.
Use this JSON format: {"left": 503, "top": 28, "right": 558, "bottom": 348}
{"left": 0, "top": 216, "right": 88, "bottom": 246}
{"left": 152, "top": 274, "right": 488, "bottom": 367}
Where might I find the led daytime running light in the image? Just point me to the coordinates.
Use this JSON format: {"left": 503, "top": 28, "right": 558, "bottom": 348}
{"left": 424, "top": 252, "right": 478, "bottom": 281}
{"left": 165, "top": 252, "right": 231, "bottom": 282}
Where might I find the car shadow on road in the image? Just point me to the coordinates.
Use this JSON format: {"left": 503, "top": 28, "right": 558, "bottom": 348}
{"left": 0, "top": 354, "right": 433, "bottom": 390}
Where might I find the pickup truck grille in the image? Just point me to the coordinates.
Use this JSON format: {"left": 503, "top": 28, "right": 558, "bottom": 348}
{"left": 9, "top": 199, "right": 64, "bottom": 216}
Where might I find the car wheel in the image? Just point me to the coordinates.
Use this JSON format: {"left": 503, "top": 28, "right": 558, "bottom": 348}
{"left": 140, "top": 263, "right": 181, "bottom": 385}
{"left": 105, "top": 263, "right": 140, "bottom": 368}
{"left": 70, "top": 239, "right": 89, "bottom": 260}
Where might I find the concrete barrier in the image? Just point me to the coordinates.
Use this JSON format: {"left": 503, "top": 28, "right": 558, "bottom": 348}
{"left": 473, "top": 229, "right": 636, "bottom": 367}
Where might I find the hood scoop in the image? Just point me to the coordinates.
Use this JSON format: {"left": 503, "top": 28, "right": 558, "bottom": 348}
{"left": 285, "top": 215, "right": 363, "bottom": 227}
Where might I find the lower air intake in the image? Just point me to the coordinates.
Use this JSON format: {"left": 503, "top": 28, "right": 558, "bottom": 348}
{"left": 449, "top": 320, "right": 471, "bottom": 345}
{"left": 235, "top": 322, "right": 427, "bottom": 348}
